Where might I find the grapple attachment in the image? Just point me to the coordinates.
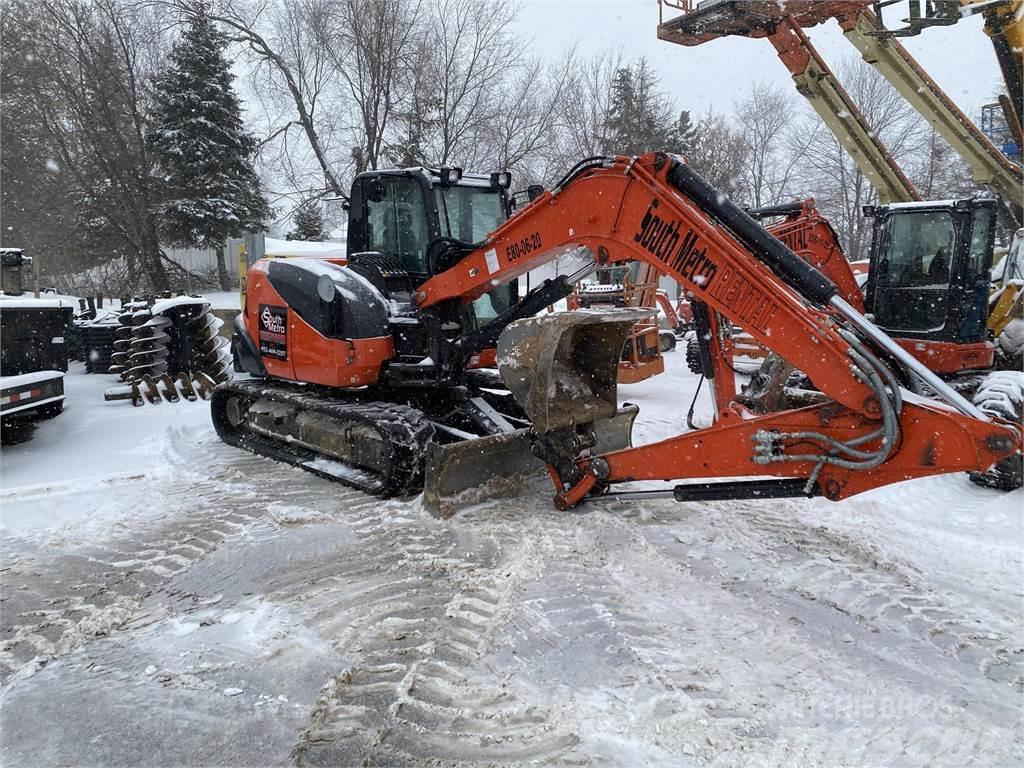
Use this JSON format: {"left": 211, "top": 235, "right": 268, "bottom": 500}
{"left": 496, "top": 309, "right": 654, "bottom": 433}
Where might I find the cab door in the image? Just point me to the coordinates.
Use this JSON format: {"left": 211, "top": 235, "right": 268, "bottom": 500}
{"left": 348, "top": 174, "right": 432, "bottom": 275}
{"left": 952, "top": 205, "right": 995, "bottom": 343}
{"left": 867, "top": 208, "right": 958, "bottom": 339}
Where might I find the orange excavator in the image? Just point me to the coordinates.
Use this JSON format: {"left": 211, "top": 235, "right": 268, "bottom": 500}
{"left": 213, "top": 154, "right": 1022, "bottom": 513}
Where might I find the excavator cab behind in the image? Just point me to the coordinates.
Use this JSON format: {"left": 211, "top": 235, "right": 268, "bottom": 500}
{"left": 863, "top": 198, "right": 997, "bottom": 373}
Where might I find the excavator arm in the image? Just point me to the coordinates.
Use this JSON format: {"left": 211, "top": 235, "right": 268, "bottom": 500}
{"left": 417, "top": 154, "right": 1020, "bottom": 507}
{"left": 420, "top": 155, "right": 875, "bottom": 414}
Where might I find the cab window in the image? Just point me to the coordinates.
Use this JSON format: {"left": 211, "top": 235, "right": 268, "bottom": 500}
{"left": 434, "top": 185, "right": 505, "bottom": 243}
{"left": 880, "top": 210, "right": 955, "bottom": 288}
{"left": 364, "top": 177, "right": 429, "bottom": 273}
{"left": 966, "top": 208, "right": 993, "bottom": 281}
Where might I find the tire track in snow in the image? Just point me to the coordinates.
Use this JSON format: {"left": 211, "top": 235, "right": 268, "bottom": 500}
{"left": 593, "top": 500, "right": 1023, "bottom": 767}
{"left": 717, "top": 499, "right": 1023, "bottom": 687}
{"left": 285, "top": 503, "right": 581, "bottom": 767}
{"left": 0, "top": 432, "right": 287, "bottom": 684}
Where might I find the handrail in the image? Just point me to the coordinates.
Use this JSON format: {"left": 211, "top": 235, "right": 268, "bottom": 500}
{"left": 658, "top": 0, "right": 693, "bottom": 25}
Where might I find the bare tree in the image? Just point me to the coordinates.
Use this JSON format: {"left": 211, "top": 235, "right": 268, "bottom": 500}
{"left": 687, "top": 109, "right": 750, "bottom": 200}
{"left": 6, "top": 0, "right": 171, "bottom": 291}
{"left": 555, "top": 49, "right": 627, "bottom": 162}
{"left": 476, "top": 53, "right": 576, "bottom": 180}
{"left": 735, "top": 82, "right": 800, "bottom": 207}
{"left": 177, "top": 0, "right": 347, "bottom": 196}
{"left": 385, "top": 36, "right": 439, "bottom": 167}
{"left": 909, "top": 126, "right": 975, "bottom": 200}
{"left": 426, "top": 0, "right": 517, "bottom": 165}
{"left": 306, "top": 0, "right": 423, "bottom": 173}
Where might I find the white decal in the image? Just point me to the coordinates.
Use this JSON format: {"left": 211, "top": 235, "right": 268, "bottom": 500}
{"left": 261, "top": 305, "right": 286, "bottom": 333}
{"left": 484, "top": 248, "right": 500, "bottom": 275}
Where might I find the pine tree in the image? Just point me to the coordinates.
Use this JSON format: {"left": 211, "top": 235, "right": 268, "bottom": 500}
{"left": 149, "top": 4, "right": 269, "bottom": 289}
{"left": 287, "top": 200, "right": 327, "bottom": 241}
{"left": 601, "top": 59, "right": 688, "bottom": 156}
{"left": 674, "top": 110, "right": 697, "bottom": 155}
{"left": 602, "top": 67, "right": 638, "bottom": 154}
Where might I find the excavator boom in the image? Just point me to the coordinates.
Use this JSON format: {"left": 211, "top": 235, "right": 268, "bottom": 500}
{"left": 419, "top": 154, "right": 1020, "bottom": 507}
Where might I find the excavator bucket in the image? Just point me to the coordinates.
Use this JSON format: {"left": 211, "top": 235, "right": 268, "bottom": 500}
{"left": 421, "top": 308, "right": 652, "bottom": 517}
{"left": 497, "top": 309, "right": 655, "bottom": 433}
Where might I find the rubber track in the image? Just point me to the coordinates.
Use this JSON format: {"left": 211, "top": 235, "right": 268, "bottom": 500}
{"left": 211, "top": 380, "right": 433, "bottom": 497}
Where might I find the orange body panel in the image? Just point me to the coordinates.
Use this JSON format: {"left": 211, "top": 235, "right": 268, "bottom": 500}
{"left": 765, "top": 201, "right": 865, "bottom": 312}
{"left": 245, "top": 260, "right": 394, "bottom": 388}
{"left": 618, "top": 354, "right": 665, "bottom": 384}
{"left": 897, "top": 338, "right": 995, "bottom": 374}
{"left": 556, "top": 398, "right": 1016, "bottom": 507}
{"left": 467, "top": 348, "right": 497, "bottom": 369}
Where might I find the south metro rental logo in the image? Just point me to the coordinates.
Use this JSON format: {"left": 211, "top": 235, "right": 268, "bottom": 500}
{"left": 258, "top": 304, "right": 288, "bottom": 360}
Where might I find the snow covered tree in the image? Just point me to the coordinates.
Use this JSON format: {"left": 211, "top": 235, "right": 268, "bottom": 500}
{"left": 149, "top": 4, "right": 269, "bottom": 289}
{"left": 675, "top": 109, "right": 697, "bottom": 154}
{"left": 601, "top": 59, "right": 690, "bottom": 156}
{"left": 287, "top": 200, "right": 327, "bottom": 241}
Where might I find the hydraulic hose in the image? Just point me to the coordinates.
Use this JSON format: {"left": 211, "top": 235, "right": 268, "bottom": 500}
{"left": 666, "top": 159, "right": 839, "bottom": 306}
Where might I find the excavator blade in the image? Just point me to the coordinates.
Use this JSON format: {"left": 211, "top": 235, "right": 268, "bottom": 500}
{"left": 496, "top": 309, "right": 654, "bottom": 433}
{"left": 422, "top": 405, "right": 638, "bottom": 518}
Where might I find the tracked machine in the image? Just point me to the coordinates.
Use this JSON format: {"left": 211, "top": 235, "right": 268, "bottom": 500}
{"left": 214, "top": 155, "right": 1022, "bottom": 513}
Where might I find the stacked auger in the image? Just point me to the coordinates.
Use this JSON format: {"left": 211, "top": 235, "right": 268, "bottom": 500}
{"left": 81, "top": 320, "right": 119, "bottom": 373}
{"left": 104, "top": 297, "right": 232, "bottom": 406}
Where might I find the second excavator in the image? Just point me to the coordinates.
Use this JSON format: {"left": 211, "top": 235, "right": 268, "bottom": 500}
{"left": 213, "top": 154, "right": 1022, "bottom": 513}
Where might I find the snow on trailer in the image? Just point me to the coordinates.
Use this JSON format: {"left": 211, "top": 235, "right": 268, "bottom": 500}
{"left": 0, "top": 292, "right": 73, "bottom": 442}
{"left": 0, "top": 370, "right": 64, "bottom": 416}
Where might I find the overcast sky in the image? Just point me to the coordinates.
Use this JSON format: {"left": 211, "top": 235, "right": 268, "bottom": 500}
{"left": 513, "top": 0, "right": 1002, "bottom": 120}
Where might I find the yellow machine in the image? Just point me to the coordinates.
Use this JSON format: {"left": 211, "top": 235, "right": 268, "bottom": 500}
{"left": 657, "top": 1, "right": 1023, "bottom": 214}
{"left": 989, "top": 229, "right": 1024, "bottom": 367}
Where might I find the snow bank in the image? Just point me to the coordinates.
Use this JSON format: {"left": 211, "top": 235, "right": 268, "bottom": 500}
{"left": 0, "top": 363, "right": 211, "bottom": 505}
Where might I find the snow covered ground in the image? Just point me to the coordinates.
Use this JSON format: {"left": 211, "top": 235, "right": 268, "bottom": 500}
{"left": 1, "top": 355, "right": 1021, "bottom": 767}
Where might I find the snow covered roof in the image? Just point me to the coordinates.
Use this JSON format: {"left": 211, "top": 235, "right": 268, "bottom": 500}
{"left": 149, "top": 296, "right": 211, "bottom": 315}
{"left": 0, "top": 295, "right": 76, "bottom": 309}
{"left": 1, "top": 370, "right": 64, "bottom": 389}
{"left": 264, "top": 237, "right": 347, "bottom": 259}
{"left": 881, "top": 200, "right": 957, "bottom": 210}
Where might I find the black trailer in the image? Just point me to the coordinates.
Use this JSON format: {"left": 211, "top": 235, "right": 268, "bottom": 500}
{"left": 1, "top": 248, "right": 73, "bottom": 443}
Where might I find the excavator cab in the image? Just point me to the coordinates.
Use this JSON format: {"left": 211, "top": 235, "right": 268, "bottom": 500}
{"left": 347, "top": 167, "right": 510, "bottom": 271}
{"left": 347, "top": 167, "right": 517, "bottom": 339}
{"left": 863, "top": 198, "right": 997, "bottom": 373}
